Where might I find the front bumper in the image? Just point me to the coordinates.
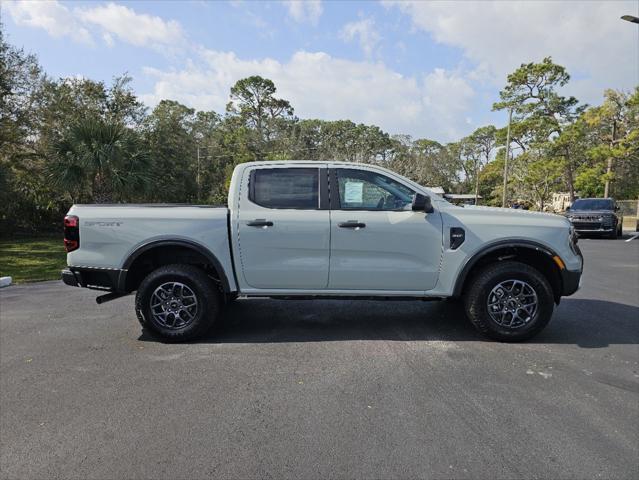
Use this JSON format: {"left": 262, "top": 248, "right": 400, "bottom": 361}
{"left": 569, "top": 218, "right": 616, "bottom": 234}
{"left": 561, "top": 268, "right": 582, "bottom": 296}
{"left": 574, "top": 226, "right": 614, "bottom": 234}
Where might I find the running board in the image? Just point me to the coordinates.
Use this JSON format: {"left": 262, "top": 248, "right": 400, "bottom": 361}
{"left": 96, "top": 292, "right": 129, "bottom": 304}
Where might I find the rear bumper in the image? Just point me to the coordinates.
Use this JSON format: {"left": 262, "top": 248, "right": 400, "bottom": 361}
{"left": 61, "top": 267, "right": 125, "bottom": 292}
{"left": 61, "top": 269, "right": 80, "bottom": 287}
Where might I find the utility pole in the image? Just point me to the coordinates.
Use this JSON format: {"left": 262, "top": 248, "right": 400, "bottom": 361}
{"left": 474, "top": 162, "right": 480, "bottom": 206}
{"left": 502, "top": 107, "right": 513, "bottom": 208}
{"left": 196, "top": 146, "right": 201, "bottom": 203}
{"left": 604, "top": 120, "right": 617, "bottom": 198}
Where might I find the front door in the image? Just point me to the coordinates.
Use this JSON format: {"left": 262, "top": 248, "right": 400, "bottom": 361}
{"left": 237, "top": 166, "right": 330, "bottom": 290}
{"left": 328, "top": 167, "right": 443, "bottom": 291}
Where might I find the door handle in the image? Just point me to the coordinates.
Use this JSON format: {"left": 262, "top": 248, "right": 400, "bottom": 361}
{"left": 338, "top": 221, "right": 366, "bottom": 229}
{"left": 246, "top": 219, "right": 273, "bottom": 227}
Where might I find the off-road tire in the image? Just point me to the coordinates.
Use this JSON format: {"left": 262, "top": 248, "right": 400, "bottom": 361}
{"left": 135, "top": 264, "right": 220, "bottom": 342}
{"left": 464, "top": 261, "right": 554, "bottom": 342}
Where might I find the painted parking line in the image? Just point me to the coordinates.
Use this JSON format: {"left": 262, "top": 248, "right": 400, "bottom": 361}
{"left": 625, "top": 233, "right": 639, "bottom": 242}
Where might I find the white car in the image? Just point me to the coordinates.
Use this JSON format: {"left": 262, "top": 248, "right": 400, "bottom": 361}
{"left": 62, "top": 161, "right": 583, "bottom": 342}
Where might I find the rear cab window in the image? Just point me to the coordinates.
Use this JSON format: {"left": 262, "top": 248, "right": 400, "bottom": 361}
{"left": 249, "top": 168, "right": 319, "bottom": 209}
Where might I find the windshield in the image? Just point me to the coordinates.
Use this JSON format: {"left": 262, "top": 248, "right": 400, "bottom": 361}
{"left": 571, "top": 199, "right": 614, "bottom": 210}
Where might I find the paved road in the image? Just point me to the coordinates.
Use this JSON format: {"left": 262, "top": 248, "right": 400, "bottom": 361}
{"left": 1, "top": 237, "right": 638, "bottom": 479}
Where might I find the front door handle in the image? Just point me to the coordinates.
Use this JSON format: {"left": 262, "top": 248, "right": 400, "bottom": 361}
{"left": 246, "top": 219, "right": 273, "bottom": 227}
{"left": 338, "top": 221, "right": 366, "bottom": 229}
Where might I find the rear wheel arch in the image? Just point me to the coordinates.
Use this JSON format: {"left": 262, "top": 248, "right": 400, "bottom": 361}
{"left": 121, "top": 240, "right": 231, "bottom": 294}
{"left": 453, "top": 240, "right": 563, "bottom": 303}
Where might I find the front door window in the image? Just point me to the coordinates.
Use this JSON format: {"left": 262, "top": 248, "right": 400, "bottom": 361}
{"left": 335, "top": 168, "right": 414, "bottom": 211}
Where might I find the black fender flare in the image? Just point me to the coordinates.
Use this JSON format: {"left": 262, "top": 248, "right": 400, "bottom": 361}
{"left": 452, "top": 239, "right": 559, "bottom": 297}
{"left": 120, "top": 239, "right": 232, "bottom": 293}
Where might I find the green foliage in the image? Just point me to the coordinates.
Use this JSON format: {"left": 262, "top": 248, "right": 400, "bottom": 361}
{"left": 1, "top": 31, "right": 636, "bottom": 235}
{"left": 575, "top": 166, "right": 606, "bottom": 198}
{"left": 49, "top": 118, "right": 151, "bottom": 203}
{"left": 226, "top": 75, "right": 294, "bottom": 160}
{"left": 478, "top": 156, "right": 505, "bottom": 206}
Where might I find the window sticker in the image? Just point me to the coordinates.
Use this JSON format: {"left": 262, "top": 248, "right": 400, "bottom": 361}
{"left": 344, "top": 181, "right": 363, "bottom": 203}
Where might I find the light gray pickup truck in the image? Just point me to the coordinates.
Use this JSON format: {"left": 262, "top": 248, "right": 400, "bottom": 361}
{"left": 62, "top": 161, "right": 583, "bottom": 342}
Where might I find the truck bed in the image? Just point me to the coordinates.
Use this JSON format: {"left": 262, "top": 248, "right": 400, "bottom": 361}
{"left": 66, "top": 204, "right": 235, "bottom": 289}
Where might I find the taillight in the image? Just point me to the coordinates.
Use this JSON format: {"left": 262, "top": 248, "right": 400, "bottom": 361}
{"left": 64, "top": 215, "right": 79, "bottom": 252}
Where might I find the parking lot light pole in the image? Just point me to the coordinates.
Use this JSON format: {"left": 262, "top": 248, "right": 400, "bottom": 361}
{"left": 621, "top": 15, "right": 639, "bottom": 24}
{"left": 502, "top": 107, "right": 513, "bottom": 208}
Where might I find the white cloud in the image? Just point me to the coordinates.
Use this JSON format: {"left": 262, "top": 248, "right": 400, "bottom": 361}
{"left": 283, "top": 0, "right": 323, "bottom": 25}
{"left": 340, "top": 18, "right": 381, "bottom": 58}
{"left": 4, "top": 0, "right": 185, "bottom": 51}
{"left": 384, "top": 1, "right": 638, "bottom": 105}
{"left": 77, "top": 2, "right": 184, "bottom": 50}
{"left": 3, "top": 0, "right": 92, "bottom": 44}
{"left": 140, "top": 48, "right": 475, "bottom": 141}
{"left": 102, "top": 33, "right": 115, "bottom": 48}
{"left": 423, "top": 68, "right": 476, "bottom": 139}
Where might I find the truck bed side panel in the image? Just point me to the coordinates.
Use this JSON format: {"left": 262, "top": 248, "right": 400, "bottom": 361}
{"left": 66, "top": 205, "right": 237, "bottom": 291}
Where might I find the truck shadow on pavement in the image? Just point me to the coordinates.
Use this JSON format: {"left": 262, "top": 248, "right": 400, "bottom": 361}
{"left": 139, "top": 297, "right": 639, "bottom": 348}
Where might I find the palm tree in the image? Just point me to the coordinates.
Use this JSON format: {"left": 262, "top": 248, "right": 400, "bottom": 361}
{"left": 49, "top": 118, "right": 151, "bottom": 203}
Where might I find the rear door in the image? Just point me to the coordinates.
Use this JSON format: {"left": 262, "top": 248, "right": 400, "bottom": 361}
{"left": 328, "top": 167, "right": 443, "bottom": 291}
{"left": 237, "top": 165, "right": 330, "bottom": 289}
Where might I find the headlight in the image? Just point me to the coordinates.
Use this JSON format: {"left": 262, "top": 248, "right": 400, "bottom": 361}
{"left": 569, "top": 226, "right": 579, "bottom": 255}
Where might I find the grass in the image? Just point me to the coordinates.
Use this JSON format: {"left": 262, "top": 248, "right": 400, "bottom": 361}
{"left": 0, "top": 236, "right": 67, "bottom": 283}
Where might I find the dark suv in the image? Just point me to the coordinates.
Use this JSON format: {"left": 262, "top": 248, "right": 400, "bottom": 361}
{"left": 565, "top": 198, "right": 623, "bottom": 238}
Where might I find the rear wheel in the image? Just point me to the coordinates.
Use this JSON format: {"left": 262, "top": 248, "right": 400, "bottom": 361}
{"left": 135, "top": 264, "right": 220, "bottom": 342}
{"left": 464, "top": 261, "right": 554, "bottom": 342}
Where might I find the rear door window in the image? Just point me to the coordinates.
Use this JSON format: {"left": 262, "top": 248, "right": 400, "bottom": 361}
{"left": 250, "top": 168, "right": 319, "bottom": 209}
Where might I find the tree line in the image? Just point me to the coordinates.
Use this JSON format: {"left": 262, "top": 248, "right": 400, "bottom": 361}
{"left": 1, "top": 30, "right": 637, "bottom": 234}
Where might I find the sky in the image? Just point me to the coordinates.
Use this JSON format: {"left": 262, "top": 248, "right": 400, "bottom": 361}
{"left": 2, "top": 0, "right": 638, "bottom": 142}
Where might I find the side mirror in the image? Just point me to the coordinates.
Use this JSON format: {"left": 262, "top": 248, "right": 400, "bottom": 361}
{"left": 615, "top": 205, "right": 620, "bottom": 211}
{"left": 412, "top": 193, "right": 434, "bottom": 213}
{"left": 565, "top": 206, "right": 570, "bottom": 211}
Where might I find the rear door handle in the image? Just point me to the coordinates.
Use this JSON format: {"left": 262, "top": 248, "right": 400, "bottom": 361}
{"left": 338, "top": 221, "right": 366, "bottom": 229}
{"left": 246, "top": 219, "right": 273, "bottom": 227}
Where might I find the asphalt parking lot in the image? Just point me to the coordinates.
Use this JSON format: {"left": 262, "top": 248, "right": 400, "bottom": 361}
{"left": 1, "top": 235, "right": 638, "bottom": 479}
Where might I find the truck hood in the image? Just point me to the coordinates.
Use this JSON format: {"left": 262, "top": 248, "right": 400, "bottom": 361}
{"left": 463, "top": 204, "right": 566, "bottom": 219}
{"left": 447, "top": 204, "right": 570, "bottom": 229}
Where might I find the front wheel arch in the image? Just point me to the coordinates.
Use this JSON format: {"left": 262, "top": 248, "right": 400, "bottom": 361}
{"left": 453, "top": 241, "right": 563, "bottom": 303}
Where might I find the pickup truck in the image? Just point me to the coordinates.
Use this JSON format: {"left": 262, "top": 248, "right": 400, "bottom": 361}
{"left": 62, "top": 161, "right": 583, "bottom": 342}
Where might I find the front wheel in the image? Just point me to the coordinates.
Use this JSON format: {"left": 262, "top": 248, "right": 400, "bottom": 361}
{"left": 608, "top": 227, "right": 618, "bottom": 239}
{"left": 135, "top": 264, "right": 220, "bottom": 342}
{"left": 464, "top": 261, "right": 554, "bottom": 342}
